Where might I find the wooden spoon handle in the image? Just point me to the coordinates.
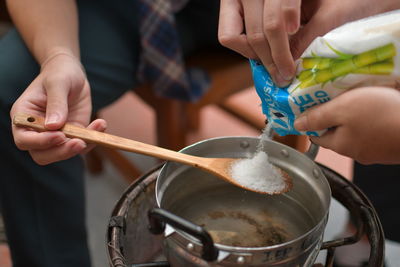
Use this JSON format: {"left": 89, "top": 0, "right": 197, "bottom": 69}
{"left": 13, "top": 113, "right": 202, "bottom": 166}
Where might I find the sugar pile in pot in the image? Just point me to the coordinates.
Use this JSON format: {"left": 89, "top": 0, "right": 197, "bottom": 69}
{"left": 229, "top": 125, "right": 288, "bottom": 194}
{"left": 229, "top": 151, "right": 286, "bottom": 194}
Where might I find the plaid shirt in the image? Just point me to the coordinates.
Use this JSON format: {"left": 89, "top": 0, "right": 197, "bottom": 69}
{"left": 136, "top": 0, "right": 210, "bottom": 102}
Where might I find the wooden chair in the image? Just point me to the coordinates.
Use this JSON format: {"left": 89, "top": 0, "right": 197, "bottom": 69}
{"left": 87, "top": 48, "right": 308, "bottom": 183}
{"left": 135, "top": 48, "right": 256, "bottom": 150}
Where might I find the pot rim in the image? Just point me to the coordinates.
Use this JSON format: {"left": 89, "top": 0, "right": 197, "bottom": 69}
{"left": 156, "top": 136, "right": 332, "bottom": 251}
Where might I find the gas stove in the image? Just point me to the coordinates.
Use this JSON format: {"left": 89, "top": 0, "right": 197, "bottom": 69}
{"left": 107, "top": 164, "right": 384, "bottom": 267}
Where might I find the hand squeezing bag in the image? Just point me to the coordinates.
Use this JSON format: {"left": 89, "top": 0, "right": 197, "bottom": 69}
{"left": 251, "top": 10, "right": 400, "bottom": 136}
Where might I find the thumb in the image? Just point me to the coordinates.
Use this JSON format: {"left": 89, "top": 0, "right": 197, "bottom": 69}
{"left": 294, "top": 101, "right": 341, "bottom": 132}
{"left": 44, "top": 78, "right": 69, "bottom": 130}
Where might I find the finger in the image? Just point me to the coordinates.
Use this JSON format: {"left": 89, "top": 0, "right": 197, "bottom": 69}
{"left": 309, "top": 126, "right": 354, "bottom": 159}
{"left": 218, "top": 0, "right": 257, "bottom": 59}
{"left": 28, "top": 118, "right": 106, "bottom": 164}
{"left": 12, "top": 128, "right": 68, "bottom": 151}
{"left": 294, "top": 101, "right": 342, "bottom": 132}
{"left": 43, "top": 76, "right": 70, "bottom": 130}
{"left": 290, "top": 8, "right": 334, "bottom": 59}
{"left": 81, "top": 119, "right": 107, "bottom": 154}
{"left": 87, "top": 118, "right": 107, "bottom": 131}
{"left": 264, "top": 0, "right": 296, "bottom": 83}
{"left": 30, "top": 138, "right": 87, "bottom": 165}
{"left": 282, "top": 0, "right": 301, "bottom": 34}
{"left": 242, "top": 0, "right": 283, "bottom": 85}
{"left": 309, "top": 129, "right": 338, "bottom": 150}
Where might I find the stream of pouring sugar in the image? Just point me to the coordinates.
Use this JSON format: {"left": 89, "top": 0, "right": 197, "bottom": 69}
{"left": 256, "top": 123, "right": 273, "bottom": 151}
{"left": 229, "top": 124, "right": 287, "bottom": 194}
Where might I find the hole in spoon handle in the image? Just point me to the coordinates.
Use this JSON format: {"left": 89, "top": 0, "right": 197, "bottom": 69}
{"left": 12, "top": 113, "right": 93, "bottom": 143}
{"left": 13, "top": 113, "right": 47, "bottom": 132}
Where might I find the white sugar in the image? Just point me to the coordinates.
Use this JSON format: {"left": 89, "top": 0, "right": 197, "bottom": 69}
{"left": 229, "top": 151, "right": 286, "bottom": 194}
{"left": 256, "top": 123, "right": 273, "bottom": 151}
{"left": 230, "top": 124, "right": 287, "bottom": 194}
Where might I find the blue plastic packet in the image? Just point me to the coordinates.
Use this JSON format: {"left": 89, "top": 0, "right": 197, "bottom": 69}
{"left": 250, "top": 59, "right": 321, "bottom": 136}
{"left": 250, "top": 10, "right": 400, "bottom": 137}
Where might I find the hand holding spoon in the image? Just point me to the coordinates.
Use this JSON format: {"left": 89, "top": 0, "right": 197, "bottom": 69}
{"left": 13, "top": 113, "right": 292, "bottom": 194}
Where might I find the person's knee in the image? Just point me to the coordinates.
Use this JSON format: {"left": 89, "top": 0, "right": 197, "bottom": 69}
{"left": 0, "top": 29, "right": 39, "bottom": 107}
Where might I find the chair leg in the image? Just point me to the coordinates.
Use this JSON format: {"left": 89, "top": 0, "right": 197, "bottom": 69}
{"left": 85, "top": 146, "right": 142, "bottom": 183}
{"left": 274, "top": 135, "right": 310, "bottom": 152}
{"left": 97, "top": 147, "right": 142, "bottom": 184}
{"left": 85, "top": 148, "right": 104, "bottom": 175}
{"left": 185, "top": 104, "right": 201, "bottom": 132}
{"left": 293, "top": 135, "right": 310, "bottom": 152}
{"left": 218, "top": 101, "right": 265, "bottom": 131}
{"left": 155, "top": 99, "right": 187, "bottom": 150}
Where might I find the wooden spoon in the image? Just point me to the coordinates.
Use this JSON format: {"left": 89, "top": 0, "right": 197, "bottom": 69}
{"left": 13, "top": 113, "right": 292, "bottom": 194}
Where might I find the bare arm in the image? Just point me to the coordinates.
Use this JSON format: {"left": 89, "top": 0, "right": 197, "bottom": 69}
{"left": 6, "top": 0, "right": 80, "bottom": 63}
{"left": 8, "top": 0, "right": 107, "bottom": 165}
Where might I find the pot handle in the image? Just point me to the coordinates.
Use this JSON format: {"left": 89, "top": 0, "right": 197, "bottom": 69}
{"left": 265, "top": 126, "right": 319, "bottom": 160}
{"left": 304, "top": 142, "right": 319, "bottom": 160}
{"left": 148, "top": 208, "right": 219, "bottom": 262}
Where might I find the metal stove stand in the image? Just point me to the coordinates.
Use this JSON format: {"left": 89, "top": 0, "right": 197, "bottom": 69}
{"left": 107, "top": 164, "right": 385, "bottom": 267}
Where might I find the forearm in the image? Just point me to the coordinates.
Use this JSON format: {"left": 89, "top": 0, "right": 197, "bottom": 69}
{"left": 6, "top": 0, "right": 80, "bottom": 65}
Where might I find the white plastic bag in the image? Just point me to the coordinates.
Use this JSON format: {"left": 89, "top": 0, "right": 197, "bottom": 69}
{"left": 252, "top": 10, "right": 400, "bottom": 136}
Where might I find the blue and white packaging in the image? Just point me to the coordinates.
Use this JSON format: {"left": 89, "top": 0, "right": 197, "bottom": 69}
{"left": 251, "top": 10, "right": 400, "bottom": 136}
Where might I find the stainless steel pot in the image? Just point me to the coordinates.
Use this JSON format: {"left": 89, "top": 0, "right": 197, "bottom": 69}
{"left": 149, "top": 136, "right": 331, "bottom": 266}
